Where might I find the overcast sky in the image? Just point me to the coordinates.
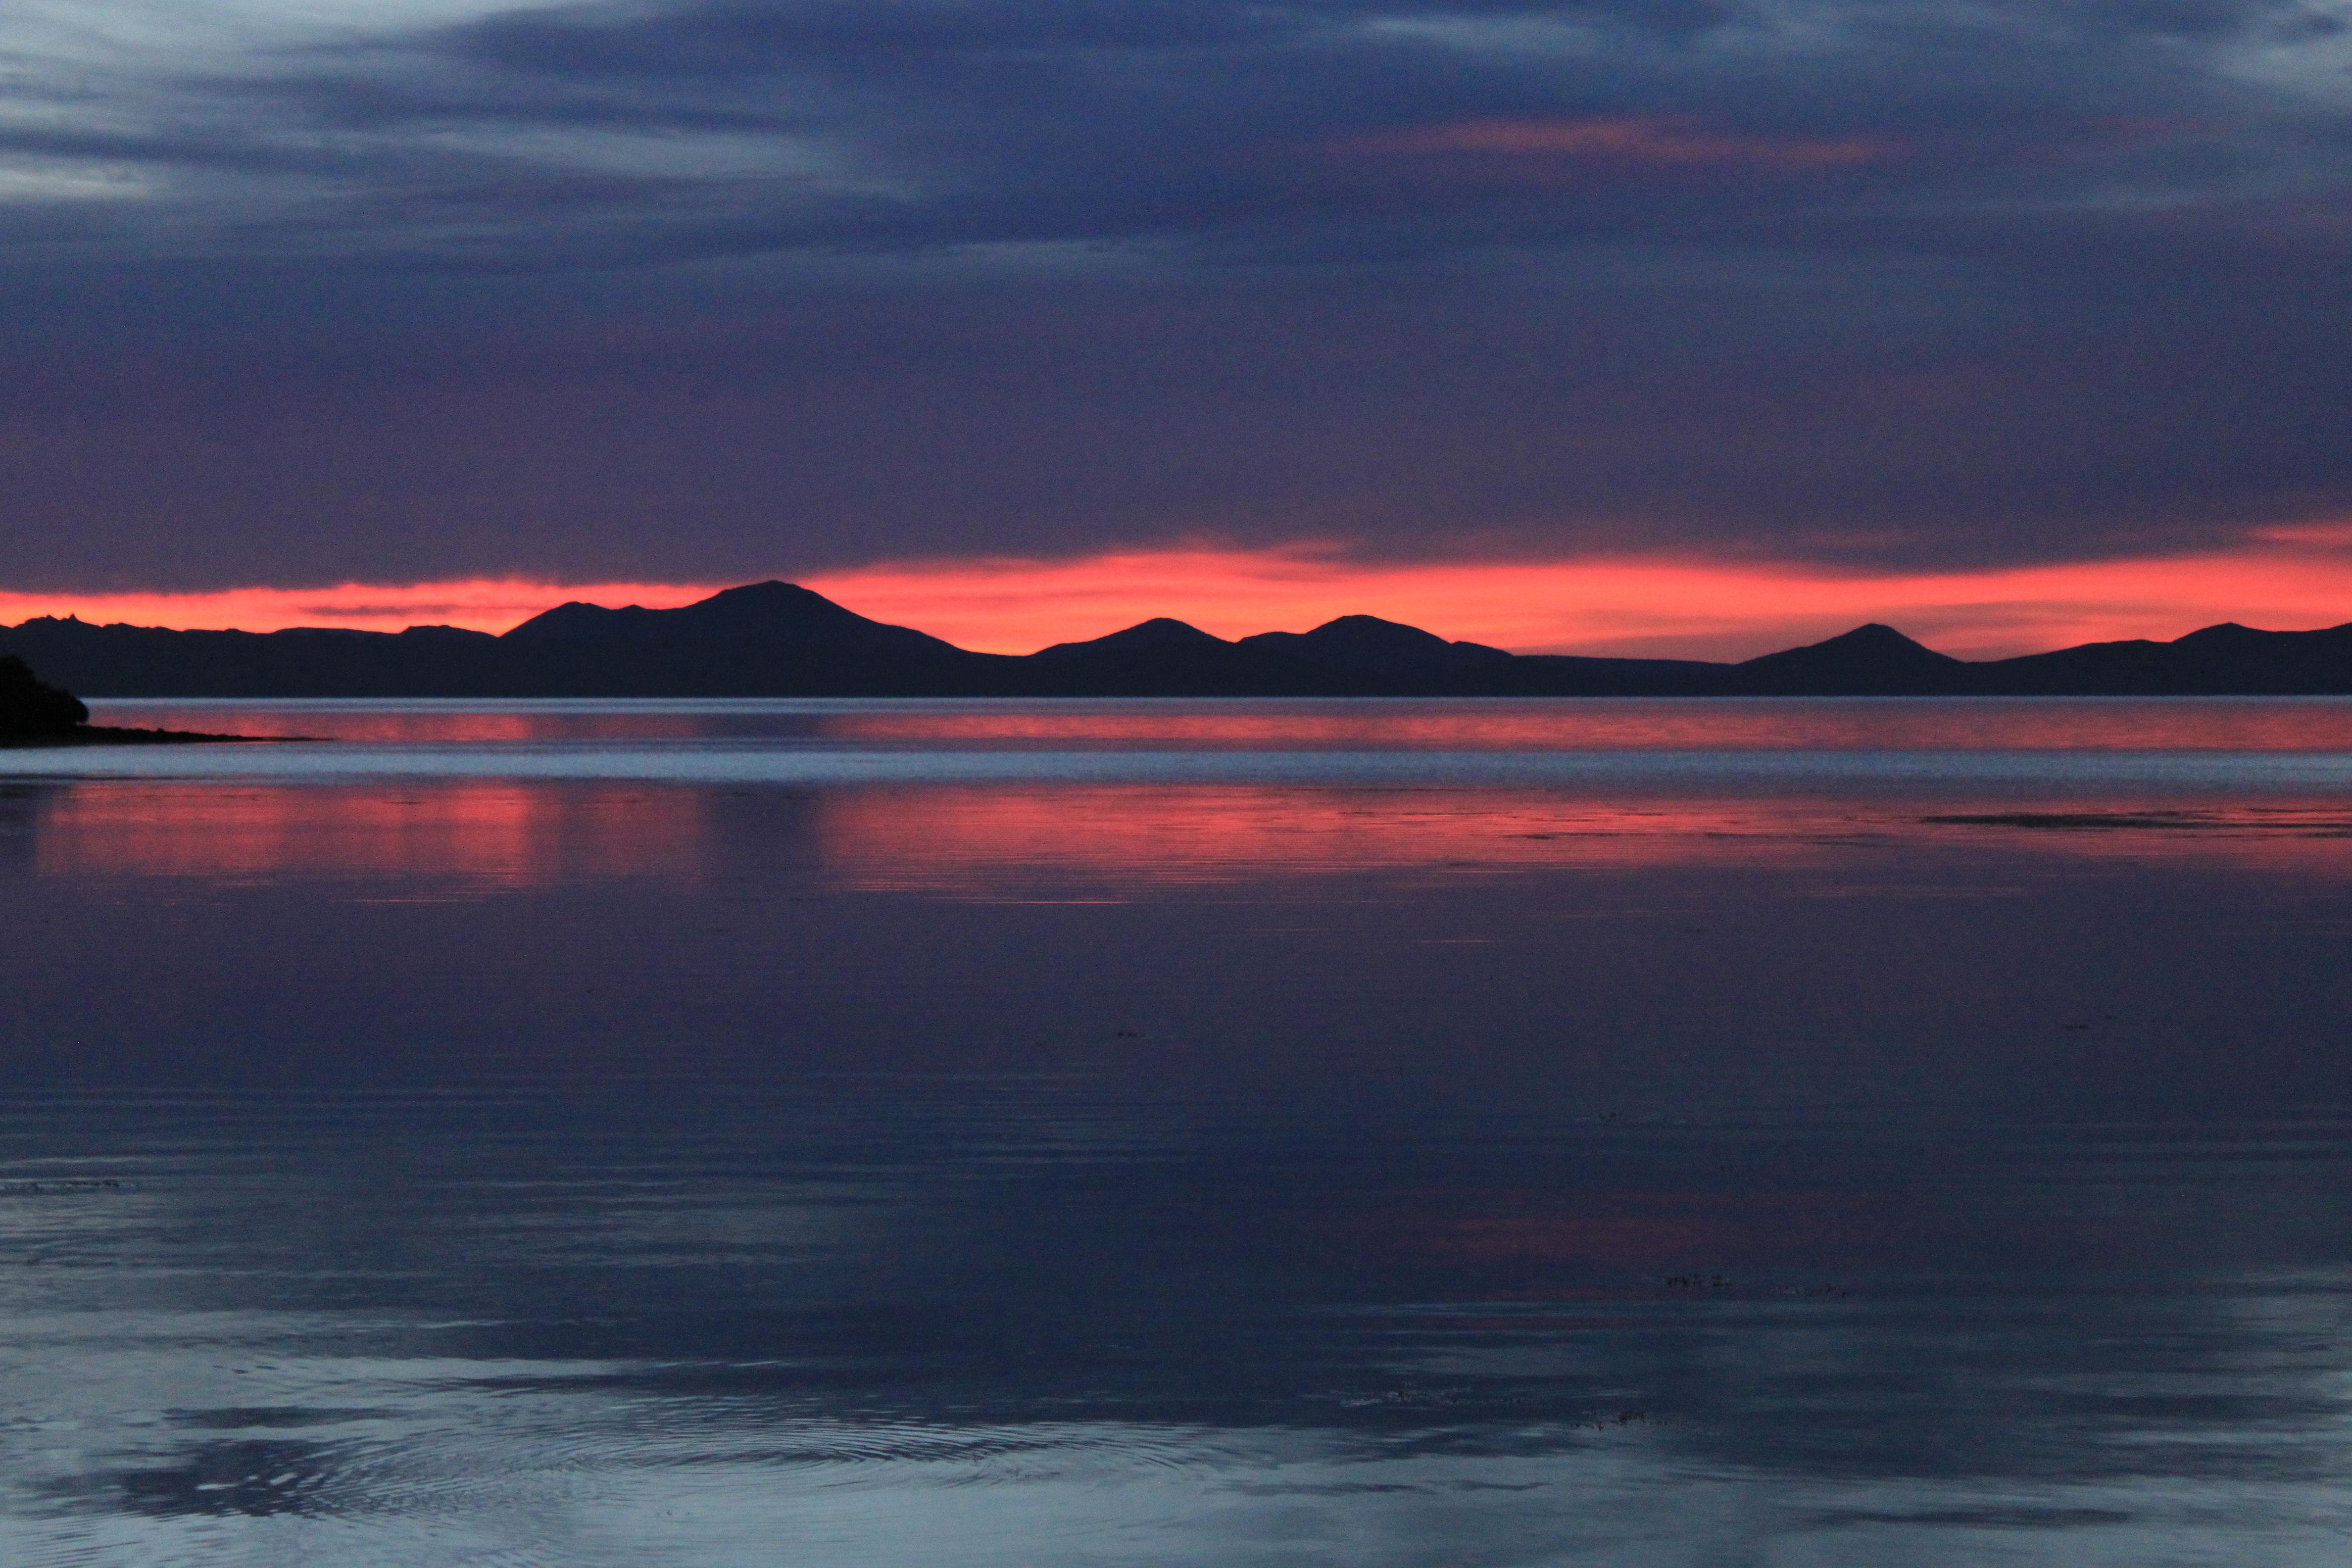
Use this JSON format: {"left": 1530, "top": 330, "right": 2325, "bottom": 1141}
{"left": 4, "top": 0, "right": 2351, "bottom": 639}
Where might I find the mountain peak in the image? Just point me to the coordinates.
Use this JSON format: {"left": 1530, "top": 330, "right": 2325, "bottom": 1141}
{"left": 691, "top": 580, "right": 836, "bottom": 613}
{"left": 1733, "top": 622, "right": 1964, "bottom": 693}
{"left": 1756, "top": 623, "right": 1955, "bottom": 660}
{"left": 2173, "top": 621, "right": 2261, "bottom": 646}
{"left": 1820, "top": 623, "right": 1933, "bottom": 650}
{"left": 1307, "top": 613, "right": 1450, "bottom": 643}
{"left": 1032, "top": 619, "right": 1227, "bottom": 659}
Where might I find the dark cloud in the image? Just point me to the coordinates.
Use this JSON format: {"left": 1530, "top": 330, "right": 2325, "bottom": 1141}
{"left": 1, "top": 0, "right": 2348, "bottom": 588}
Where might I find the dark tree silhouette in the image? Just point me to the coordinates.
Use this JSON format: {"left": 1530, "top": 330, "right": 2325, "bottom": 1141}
{"left": 0, "top": 654, "right": 89, "bottom": 736}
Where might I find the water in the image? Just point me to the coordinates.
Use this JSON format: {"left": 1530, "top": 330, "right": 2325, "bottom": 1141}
{"left": 4, "top": 699, "right": 2351, "bottom": 1565}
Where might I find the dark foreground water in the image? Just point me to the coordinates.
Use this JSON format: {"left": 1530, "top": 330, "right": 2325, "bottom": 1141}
{"left": 4, "top": 699, "right": 2351, "bottom": 1565}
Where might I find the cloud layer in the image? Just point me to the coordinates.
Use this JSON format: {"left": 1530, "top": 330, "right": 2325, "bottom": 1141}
{"left": 4, "top": 0, "right": 2351, "bottom": 606}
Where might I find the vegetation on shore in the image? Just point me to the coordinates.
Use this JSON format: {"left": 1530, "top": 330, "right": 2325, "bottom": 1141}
{"left": 0, "top": 655, "right": 88, "bottom": 738}
{"left": 0, "top": 654, "right": 264, "bottom": 747}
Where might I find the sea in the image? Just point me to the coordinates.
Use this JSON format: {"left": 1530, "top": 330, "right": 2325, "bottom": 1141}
{"left": 3, "top": 697, "right": 2350, "bottom": 1566}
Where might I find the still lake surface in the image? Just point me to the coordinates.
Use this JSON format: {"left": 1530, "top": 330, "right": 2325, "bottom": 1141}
{"left": 4, "top": 697, "right": 2351, "bottom": 1566}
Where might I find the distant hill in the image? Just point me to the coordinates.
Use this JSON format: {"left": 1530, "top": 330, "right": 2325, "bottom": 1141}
{"left": 1240, "top": 615, "right": 1515, "bottom": 688}
{"left": 6, "top": 583, "right": 2352, "bottom": 697}
{"left": 0, "top": 584, "right": 1011, "bottom": 699}
{"left": 504, "top": 581, "right": 966, "bottom": 661}
{"left": 1979, "top": 621, "right": 2352, "bottom": 695}
{"left": 1030, "top": 618, "right": 1364, "bottom": 695}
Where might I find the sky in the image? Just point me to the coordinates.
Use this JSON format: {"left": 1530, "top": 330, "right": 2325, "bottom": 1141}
{"left": 4, "top": 0, "right": 2351, "bottom": 655}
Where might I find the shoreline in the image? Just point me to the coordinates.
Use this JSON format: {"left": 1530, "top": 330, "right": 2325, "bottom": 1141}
{"left": 0, "top": 726, "right": 283, "bottom": 749}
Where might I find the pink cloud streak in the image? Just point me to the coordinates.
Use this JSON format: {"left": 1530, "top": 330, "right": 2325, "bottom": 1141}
{"left": 1324, "top": 117, "right": 1900, "bottom": 172}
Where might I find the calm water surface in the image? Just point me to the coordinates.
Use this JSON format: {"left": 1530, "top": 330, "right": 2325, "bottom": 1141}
{"left": 4, "top": 700, "right": 2350, "bottom": 1565}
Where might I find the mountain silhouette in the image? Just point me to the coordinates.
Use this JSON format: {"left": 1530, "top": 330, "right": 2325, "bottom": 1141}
{"left": 1984, "top": 621, "right": 2352, "bottom": 694}
{"left": 1033, "top": 618, "right": 1230, "bottom": 659}
{"left": 1240, "top": 615, "right": 1515, "bottom": 688}
{"left": 8, "top": 585, "right": 2352, "bottom": 697}
{"left": 1729, "top": 624, "right": 1970, "bottom": 695}
{"left": 1029, "top": 619, "right": 1359, "bottom": 694}
{"left": 506, "top": 580, "right": 962, "bottom": 659}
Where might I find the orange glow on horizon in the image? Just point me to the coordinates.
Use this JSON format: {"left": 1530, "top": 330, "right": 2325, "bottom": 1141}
{"left": 803, "top": 536, "right": 2352, "bottom": 660}
{"left": 9, "top": 530, "right": 2352, "bottom": 661}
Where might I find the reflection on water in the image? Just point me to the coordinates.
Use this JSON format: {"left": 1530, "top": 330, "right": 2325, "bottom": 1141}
{"left": 824, "top": 786, "right": 2352, "bottom": 892}
{"left": 4, "top": 700, "right": 2352, "bottom": 1565}
{"left": 30, "top": 781, "right": 717, "bottom": 884}
{"left": 819, "top": 785, "right": 1843, "bottom": 891}
{"left": 2, "top": 1094, "right": 2349, "bottom": 1567}
{"left": 25, "top": 777, "right": 2352, "bottom": 888}
{"left": 0, "top": 784, "right": 35, "bottom": 878}
{"left": 86, "top": 694, "right": 2352, "bottom": 752}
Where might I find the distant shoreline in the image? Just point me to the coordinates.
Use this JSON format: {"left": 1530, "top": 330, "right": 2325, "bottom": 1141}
{"left": 11, "top": 582, "right": 2352, "bottom": 699}
{"left": 0, "top": 726, "right": 279, "bottom": 749}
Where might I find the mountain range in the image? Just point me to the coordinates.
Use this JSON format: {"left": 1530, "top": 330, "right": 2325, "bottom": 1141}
{"left": 8, "top": 581, "right": 2352, "bottom": 698}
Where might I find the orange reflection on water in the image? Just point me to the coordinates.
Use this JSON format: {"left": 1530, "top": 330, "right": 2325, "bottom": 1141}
{"left": 817, "top": 786, "right": 1848, "bottom": 893}
{"left": 31, "top": 780, "right": 2352, "bottom": 892}
{"left": 35, "top": 782, "right": 708, "bottom": 884}
{"left": 818, "top": 785, "right": 2352, "bottom": 894}
{"left": 93, "top": 706, "right": 642, "bottom": 743}
{"left": 814, "top": 699, "right": 2352, "bottom": 753}
{"left": 82, "top": 697, "right": 2352, "bottom": 752}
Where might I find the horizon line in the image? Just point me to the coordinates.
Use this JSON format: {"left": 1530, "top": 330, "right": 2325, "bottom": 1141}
{"left": 6, "top": 536, "right": 2352, "bottom": 663}
{"left": 8, "top": 594, "right": 2343, "bottom": 669}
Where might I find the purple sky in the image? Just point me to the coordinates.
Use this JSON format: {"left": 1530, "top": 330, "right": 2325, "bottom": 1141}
{"left": 4, "top": 0, "right": 2350, "bottom": 602}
